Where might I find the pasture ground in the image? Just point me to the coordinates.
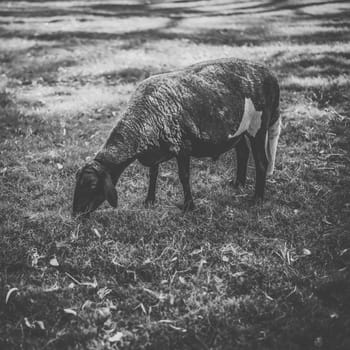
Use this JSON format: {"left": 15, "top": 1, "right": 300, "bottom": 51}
{"left": 1, "top": 0, "right": 350, "bottom": 349}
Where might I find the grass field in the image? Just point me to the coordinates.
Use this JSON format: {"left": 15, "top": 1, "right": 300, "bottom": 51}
{"left": 1, "top": 0, "right": 350, "bottom": 349}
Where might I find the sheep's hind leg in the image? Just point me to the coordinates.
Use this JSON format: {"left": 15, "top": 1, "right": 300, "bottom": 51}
{"left": 249, "top": 129, "right": 268, "bottom": 204}
{"left": 144, "top": 164, "right": 159, "bottom": 207}
{"left": 176, "top": 154, "right": 195, "bottom": 212}
{"left": 230, "top": 136, "right": 249, "bottom": 189}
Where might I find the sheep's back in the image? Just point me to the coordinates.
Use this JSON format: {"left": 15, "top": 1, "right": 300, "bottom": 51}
{"left": 132, "top": 58, "right": 277, "bottom": 144}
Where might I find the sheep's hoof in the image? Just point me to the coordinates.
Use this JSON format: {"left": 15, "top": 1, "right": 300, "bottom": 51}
{"left": 184, "top": 201, "right": 195, "bottom": 212}
{"left": 250, "top": 196, "right": 264, "bottom": 206}
{"left": 229, "top": 180, "right": 246, "bottom": 195}
{"left": 229, "top": 179, "right": 245, "bottom": 189}
{"left": 176, "top": 201, "right": 195, "bottom": 212}
{"left": 144, "top": 198, "right": 156, "bottom": 208}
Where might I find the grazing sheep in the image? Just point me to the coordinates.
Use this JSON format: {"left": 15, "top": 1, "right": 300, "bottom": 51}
{"left": 72, "top": 57, "right": 281, "bottom": 216}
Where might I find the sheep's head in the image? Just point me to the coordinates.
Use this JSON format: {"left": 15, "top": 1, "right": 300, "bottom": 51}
{"left": 72, "top": 161, "right": 118, "bottom": 217}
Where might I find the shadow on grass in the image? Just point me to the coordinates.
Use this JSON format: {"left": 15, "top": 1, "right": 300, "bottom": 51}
{"left": 98, "top": 66, "right": 165, "bottom": 84}
{"left": 9, "top": 57, "right": 76, "bottom": 84}
{"left": 0, "top": 89, "right": 27, "bottom": 140}
{"left": 0, "top": 0, "right": 349, "bottom": 49}
{"left": 0, "top": 89, "right": 68, "bottom": 141}
{"left": 1, "top": 27, "right": 349, "bottom": 52}
{"left": 2, "top": 0, "right": 349, "bottom": 19}
{"left": 281, "top": 53, "right": 350, "bottom": 76}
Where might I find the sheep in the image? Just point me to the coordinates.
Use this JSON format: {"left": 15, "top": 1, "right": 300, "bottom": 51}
{"left": 72, "top": 57, "right": 281, "bottom": 216}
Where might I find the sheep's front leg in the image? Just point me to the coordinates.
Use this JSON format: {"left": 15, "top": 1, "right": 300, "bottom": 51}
{"left": 176, "top": 154, "right": 195, "bottom": 211}
{"left": 249, "top": 129, "right": 268, "bottom": 203}
{"left": 144, "top": 164, "right": 159, "bottom": 207}
{"left": 231, "top": 136, "right": 249, "bottom": 188}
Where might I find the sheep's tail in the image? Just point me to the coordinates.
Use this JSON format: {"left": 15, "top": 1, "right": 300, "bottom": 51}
{"left": 266, "top": 108, "right": 281, "bottom": 176}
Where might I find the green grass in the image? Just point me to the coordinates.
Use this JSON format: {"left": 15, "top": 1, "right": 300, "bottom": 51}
{"left": 1, "top": 1, "right": 350, "bottom": 349}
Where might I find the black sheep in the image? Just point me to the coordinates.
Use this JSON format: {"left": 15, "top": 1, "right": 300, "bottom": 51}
{"left": 72, "top": 57, "right": 281, "bottom": 216}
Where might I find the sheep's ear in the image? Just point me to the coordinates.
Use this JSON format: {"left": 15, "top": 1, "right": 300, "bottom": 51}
{"left": 103, "top": 172, "right": 118, "bottom": 208}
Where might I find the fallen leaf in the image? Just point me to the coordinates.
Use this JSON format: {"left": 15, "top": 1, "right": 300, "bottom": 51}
{"left": 81, "top": 277, "right": 98, "bottom": 288}
{"left": 314, "top": 337, "right": 323, "bottom": 348}
{"left": 169, "top": 324, "right": 187, "bottom": 332}
{"left": 222, "top": 255, "right": 229, "bottom": 262}
{"left": 213, "top": 275, "right": 223, "bottom": 284}
{"left": 35, "top": 320, "right": 45, "bottom": 330}
{"left": 24, "top": 317, "right": 32, "bottom": 328}
{"left": 136, "top": 303, "right": 147, "bottom": 314}
{"left": 322, "top": 216, "right": 332, "bottom": 225}
{"left": 263, "top": 291, "right": 274, "bottom": 301}
{"left": 97, "top": 287, "right": 112, "bottom": 299}
{"left": 340, "top": 248, "right": 350, "bottom": 256}
{"left": 231, "top": 271, "right": 245, "bottom": 278}
{"left": 160, "top": 171, "right": 172, "bottom": 178}
{"left": 23, "top": 318, "right": 45, "bottom": 331}
{"left": 302, "top": 248, "right": 311, "bottom": 256}
{"left": 63, "top": 308, "right": 77, "bottom": 316}
{"left": 44, "top": 283, "right": 59, "bottom": 292}
{"left": 178, "top": 276, "right": 186, "bottom": 284}
{"left": 5, "top": 287, "right": 18, "bottom": 304}
{"left": 158, "top": 319, "right": 175, "bottom": 324}
{"left": 196, "top": 259, "right": 206, "bottom": 278}
{"left": 56, "top": 163, "right": 63, "bottom": 170}
{"left": 81, "top": 300, "right": 94, "bottom": 310}
{"left": 30, "top": 248, "right": 41, "bottom": 267}
{"left": 49, "top": 256, "right": 59, "bottom": 267}
{"left": 92, "top": 228, "right": 101, "bottom": 238}
{"left": 143, "top": 288, "right": 166, "bottom": 301}
{"left": 190, "top": 248, "right": 202, "bottom": 256}
{"left": 109, "top": 331, "right": 124, "bottom": 343}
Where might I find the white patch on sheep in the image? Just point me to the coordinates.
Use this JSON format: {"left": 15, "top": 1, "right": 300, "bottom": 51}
{"left": 266, "top": 117, "right": 281, "bottom": 175}
{"left": 229, "top": 98, "right": 262, "bottom": 138}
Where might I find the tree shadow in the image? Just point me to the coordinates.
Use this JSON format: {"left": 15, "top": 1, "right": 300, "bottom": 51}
{"left": 0, "top": 0, "right": 349, "bottom": 49}
{"left": 1, "top": 24, "right": 349, "bottom": 51}
{"left": 8, "top": 56, "right": 76, "bottom": 84}
{"left": 279, "top": 52, "right": 350, "bottom": 78}
{"left": 0, "top": 95, "right": 48, "bottom": 141}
